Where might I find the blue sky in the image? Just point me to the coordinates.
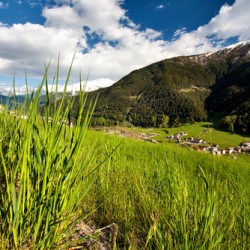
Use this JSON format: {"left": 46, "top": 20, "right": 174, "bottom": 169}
{"left": 0, "top": 0, "right": 235, "bottom": 39}
{"left": 123, "top": 0, "right": 235, "bottom": 40}
{"left": 0, "top": 0, "right": 249, "bottom": 94}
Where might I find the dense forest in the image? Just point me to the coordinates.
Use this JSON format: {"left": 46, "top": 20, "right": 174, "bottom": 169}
{"left": 73, "top": 43, "right": 250, "bottom": 133}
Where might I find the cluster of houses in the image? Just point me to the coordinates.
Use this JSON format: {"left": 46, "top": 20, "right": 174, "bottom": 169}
{"left": 167, "top": 131, "right": 250, "bottom": 156}
{"left": 167, "top": 131, "right": 188, "bottom": 142}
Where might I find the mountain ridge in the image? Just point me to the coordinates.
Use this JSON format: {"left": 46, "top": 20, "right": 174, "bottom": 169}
{"left": 77, "top": 41, "right": 249, "bottom": 133}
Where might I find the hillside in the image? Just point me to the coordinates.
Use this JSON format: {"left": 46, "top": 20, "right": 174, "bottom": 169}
{"left": 76, "top": 42, "right": 250, "bottom": 132}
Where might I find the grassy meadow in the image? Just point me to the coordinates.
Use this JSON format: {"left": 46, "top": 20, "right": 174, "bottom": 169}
{"left": 82, "top": 131, "right": 250, "bottom": 249}
{"left": 0, "top": 70, "right": 249, "bottom": 249}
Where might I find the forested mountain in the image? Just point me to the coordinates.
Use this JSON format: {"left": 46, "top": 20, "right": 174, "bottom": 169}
{"left": 77, "top": 42, "right": 249, "bottom": 132}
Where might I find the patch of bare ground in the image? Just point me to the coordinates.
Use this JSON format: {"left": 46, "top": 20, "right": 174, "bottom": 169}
{"left": 61, "top": 222, "right": 118, "bottom": 250}
{"left": 101, "top": 127, "right": 158, "bottom": 142}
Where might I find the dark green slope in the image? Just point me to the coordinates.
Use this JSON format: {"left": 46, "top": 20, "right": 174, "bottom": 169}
{"left": 206, "top": 60, "right": 250, "bottom": 133}
{"left": 77, "top": 42, "right": 250, "bottom": 131}
{"left": 87, "top": 59, "right": 216, "bottom": 127}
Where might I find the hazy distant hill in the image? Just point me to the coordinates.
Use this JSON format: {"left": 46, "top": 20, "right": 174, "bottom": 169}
{"left": 0, "top": 94, "right": 26, "bottom": 108}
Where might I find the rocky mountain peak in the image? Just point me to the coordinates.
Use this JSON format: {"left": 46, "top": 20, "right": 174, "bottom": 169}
{"left": 179, "top": 41, "right": 250, "bottom": 66}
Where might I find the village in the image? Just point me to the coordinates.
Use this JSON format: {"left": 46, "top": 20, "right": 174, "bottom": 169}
{"left": 166, "top": 131, "right": 250, "bottom": 157}
{"left": 104, "top": 128, "right": 250, "bottom": 157}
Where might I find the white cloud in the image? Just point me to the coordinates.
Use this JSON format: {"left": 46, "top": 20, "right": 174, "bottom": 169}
{"left": 46, "top": 78, "right": 115, "bottom": 93}
{"left": 43, "top": 5, "right": 83, "bottom": 29}
{"left": 0, "top": 0, "right": 172, "bottom": 83}
{"left": 0, "top": 22, "right": 86, "bottom": 78}
{"left": 169, "top": 0, "right": 250, "bottom": 53}
{"left": 0, "top": 77, "right": 114, "bottom": 95}
{"left": 156, "top": 4, "right": 164, "bottom": 10}
{"left": 195, "top": 0, "right": 250, "bottom": 41}
{"left": 0, "top": 0, "right": 249, "bottom": 94}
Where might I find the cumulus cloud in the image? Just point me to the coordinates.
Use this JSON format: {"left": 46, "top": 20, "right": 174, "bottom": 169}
{"left": 0, "top": 22, "right": 86, "bottom": 78}
{"left": 0, "top": 0, "right": 172, "bottom": 82}
{"left": 169, "top": 0, "right": 250, "bottom": 53}
{"left": 0, "top": 0, "right": 249, "bottom": 94}
{"left": 43, "top": 5, "right": 84, "bottom": 29}
{"left": 195, "top": 0, "right": 250, "bottom": 41}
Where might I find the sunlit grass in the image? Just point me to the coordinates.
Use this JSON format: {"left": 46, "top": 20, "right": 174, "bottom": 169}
{"left": 82, "top": 132, "right": 250, "bottom": 249}
{"left": 0, "top": 64, "right": 249, "bottom": 249}
{"left": 0, "top": 61, "right": 98, "bottom": 249}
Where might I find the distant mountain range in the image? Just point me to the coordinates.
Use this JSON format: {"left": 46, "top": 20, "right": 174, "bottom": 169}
{"left": 0, "top": 94, "right": 26, "bottom": 108}
{"left": 75, "top": 41, "right": 250, "bottom": 133}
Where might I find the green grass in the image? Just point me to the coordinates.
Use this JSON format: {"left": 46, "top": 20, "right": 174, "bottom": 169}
{"left": 82, "top": 131, "right": 250, "bottom": 249}
{"left": 0, "top": 62, "right": 98, "bottom": 249}
{"left": 0, "top": 65, "right": 249, "bottom": 249}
